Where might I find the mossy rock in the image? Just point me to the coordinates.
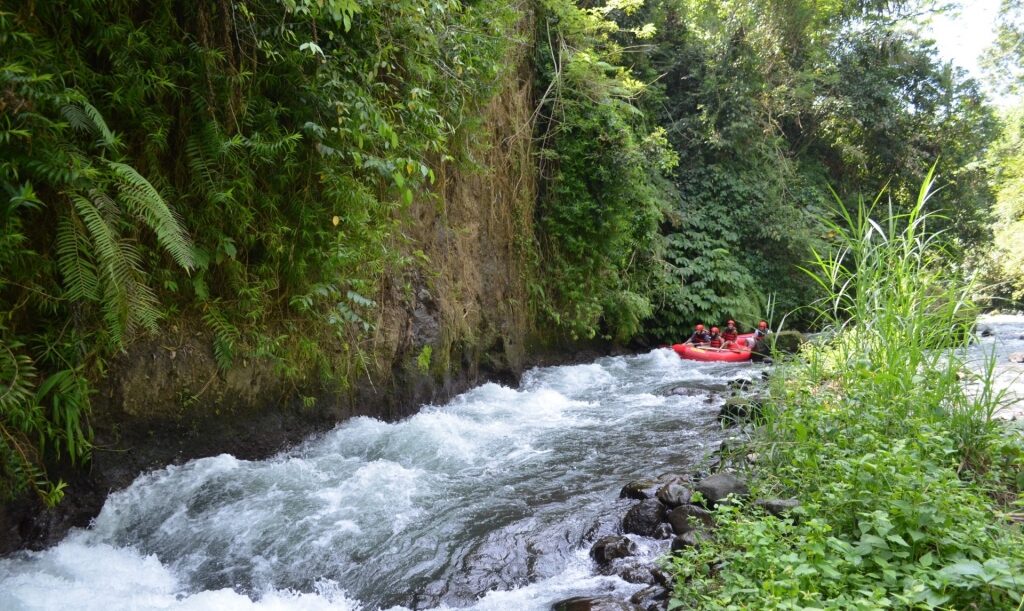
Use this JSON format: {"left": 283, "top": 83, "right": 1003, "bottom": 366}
{"left": 769, "top": 330, "right": 805, "bottom": 354}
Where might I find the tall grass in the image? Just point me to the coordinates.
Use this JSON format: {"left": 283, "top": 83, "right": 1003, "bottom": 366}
{"left": 798, "top": 167, "right": 999, "bottom": 466}
{"left": 670, "top": 173, "right": 1024, "bottom": 609}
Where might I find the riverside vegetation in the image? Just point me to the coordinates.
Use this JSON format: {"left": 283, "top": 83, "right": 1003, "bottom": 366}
{"left": 669, "top": 176, "right": 1024, "bottom": 608}
{"left": 1, "top": 0, "right": 1023, "bottom": 602}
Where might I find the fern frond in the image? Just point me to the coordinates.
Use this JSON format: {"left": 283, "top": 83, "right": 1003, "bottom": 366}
{"left": 107, "top": 161, "right": 194, "bottom": 269}
{"left": 0, "top": 339, "right": 37, "bottom": 414}
{"left": 203, "top": 305, "right": 240, "bottom": 371}
{"left": 81, "top": 101, "right": 117, "bottom": 149}
{"left": 60, "top": 102, "right": 118, "bottom": 149}
{"left": 70, "top": 191, "right": 156, "bottom": 343}
{"left": 56, "top": 215, "right": 99, "bottom": 301}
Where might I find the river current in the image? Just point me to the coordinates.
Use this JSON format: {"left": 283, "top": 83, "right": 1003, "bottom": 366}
{"left": 0, "top": 348, "right": 760, "bottom": 610}
{"left": 4, "top": 316, "right": 1022, "bottom": 611}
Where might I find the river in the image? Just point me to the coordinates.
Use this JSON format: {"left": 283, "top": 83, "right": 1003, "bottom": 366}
{"left": 0, "top": 348, "right": 762, "bottom": 610}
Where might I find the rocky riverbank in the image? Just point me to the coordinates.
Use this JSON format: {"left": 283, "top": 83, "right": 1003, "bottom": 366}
{"left": 550, "top": 375, "right": 794, "bottom": 611}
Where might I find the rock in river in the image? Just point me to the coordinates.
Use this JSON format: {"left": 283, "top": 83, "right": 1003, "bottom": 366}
{"left": 1009, "top": 352, "right": 1024, "bottom": 363}
{"left": 655, "top": 482, "right": 692, "bottom": 508}
{"left": 551, "top": 596, "right": 641, "bottom": 611}
{"left": 622, "top": 499, "right": 667, "bottom": 537}
{"left": 590, "top": 535, "right": 637, "bottom": 565}
{"left": 620, "top": 479, "right": 660, "bottom": 501}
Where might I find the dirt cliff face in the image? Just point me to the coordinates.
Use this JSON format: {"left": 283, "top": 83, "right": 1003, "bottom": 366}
{"left": 0, "top": 15, "right": 549, "bottom": 554}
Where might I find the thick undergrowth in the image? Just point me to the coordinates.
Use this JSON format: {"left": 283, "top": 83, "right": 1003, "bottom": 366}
{"left": 669, "top": 174, "right": 1024, "bottom": 609}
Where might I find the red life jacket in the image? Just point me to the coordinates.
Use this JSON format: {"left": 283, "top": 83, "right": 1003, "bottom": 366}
{"left": 722, "top": 328, "right": 738, "bottom": 342}
{"left": 709, "top": 335, "right": 723, "bottom": 348}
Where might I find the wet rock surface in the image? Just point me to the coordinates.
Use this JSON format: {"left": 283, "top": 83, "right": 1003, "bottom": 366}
{"left": 622, "top": 499, "right": 668, "bottom": 537}
{"left": 551, "top": 596, "right": 642, "bottom": 611}
{"left": 620, "top": 479, "right": 661, "bottom": 501}
{"left": 655, "top": 482, "right": 692, "bottom": 508}
{"left": 630, "top": 585, "right": 669, "bottom": 611}
{"left": 590, "top": 535, "right": 637, "bottom": 565}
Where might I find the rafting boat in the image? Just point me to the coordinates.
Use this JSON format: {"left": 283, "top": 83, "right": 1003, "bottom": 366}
{"left": 672, "top": 333, "right": 756, "bottom": 362}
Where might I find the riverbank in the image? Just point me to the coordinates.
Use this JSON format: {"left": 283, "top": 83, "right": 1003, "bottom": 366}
{"left": 662, "top": 195, "right": 1024, "bottom": 608}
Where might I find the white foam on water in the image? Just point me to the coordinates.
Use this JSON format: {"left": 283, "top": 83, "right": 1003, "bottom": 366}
{"left": 0, "top": 537, "right": 360, "bottom": 611}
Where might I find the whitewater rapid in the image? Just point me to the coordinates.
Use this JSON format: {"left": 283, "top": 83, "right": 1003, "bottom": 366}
{"left": 0, "top": 349, "right": 757, "bottom": 610}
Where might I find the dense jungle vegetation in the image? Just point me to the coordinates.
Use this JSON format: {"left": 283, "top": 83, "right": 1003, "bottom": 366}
{"left": 0, "top": 0, "right": 1020, "bottom": 517}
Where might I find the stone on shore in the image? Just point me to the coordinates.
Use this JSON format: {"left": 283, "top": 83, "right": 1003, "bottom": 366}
{"left": 696, "top": 473, "right": 749, "bottom": 507}
{"left": 670, "top": 531, "right": 702, "bottom": 551}
{"left": 755, "top": 498, "right": 801, "bottom": 518}
{"left": 667, "top": 504, "right": 714, "bottom": 534}
{"left": 629, "top": 585, "right": 669, "bottom": 610}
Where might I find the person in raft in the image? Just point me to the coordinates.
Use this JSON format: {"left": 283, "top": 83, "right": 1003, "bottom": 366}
{"left": 721, "top": 320, "right": 739, "bottom": 347}
{"left": 708, "top": 326, "right": 724, "bottom": 348}
{"left": 746, "top": 320, "right": 771, "bottom": 347}
{"left": 684, "top": 324, "right": 711, "bottom": 345}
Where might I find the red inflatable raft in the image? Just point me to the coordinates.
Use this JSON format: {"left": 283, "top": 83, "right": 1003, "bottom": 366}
{"left": 672, "top": 333, "right": 755, "bottom": 362}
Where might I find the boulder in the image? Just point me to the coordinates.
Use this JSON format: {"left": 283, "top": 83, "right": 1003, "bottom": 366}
{"left": 755, "top": 498, "right": 801, "bottom": 518}
{"left": 590, "top": 535, "right": 637, "bottom": 565}
{"left": 696, "top": 473, "right": 749, "bottom": 507}
{"left": 980, "top": 326, "right": 994, "bottom": 337}
{"left": 718, "top": 395, "right": 766, "bottom": 426}
{"left": 728, "top": 377, "right": 753, "bottom": 391}
{"left": 770, "top": 330, "right": 805, "bottom": 353}
{"left": 551, "top": 597, "right": 641, "bottom": 611}
{"left": 617, "top": 563, "right": 658, "bottom": 585}
{"left": 655, "top": 482, "right": 692, "bottom": 508}
{"left": 670, "top": 531, "right": 702, "bottom": 552}
{"left": 620, "top": 479, "right": 660, "bottom": 501}
{"left": 1009, "top": 352, "right": 1024, "bottom": 364}
{"left": 629, "top": 586, "right": 669, "bottom": 611}
{"left": 652, "top": 523, "right": 674, "bottom": 539}
{"left": 667, "top": 504, "right": 714, "bottom": 534}
{"left": 622, "top": 499, "right": 667, "bottom": 537}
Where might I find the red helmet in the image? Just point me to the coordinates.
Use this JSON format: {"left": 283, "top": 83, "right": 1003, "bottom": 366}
{"left": 758, "top": 320, "right": 768, "bottom": 329}
{"left": 711, "top": 326, "right": 720, "bottom": 333}
{"left": 696, "top": 324, "right": 705, "bottom": 331}
{"left": 727, "top": 320, "right": 735, "bottom": 326}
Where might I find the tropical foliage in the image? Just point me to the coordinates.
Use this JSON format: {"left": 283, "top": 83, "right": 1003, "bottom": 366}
{"left": 0, "top": 0, "right": 519, "bottom": 503}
